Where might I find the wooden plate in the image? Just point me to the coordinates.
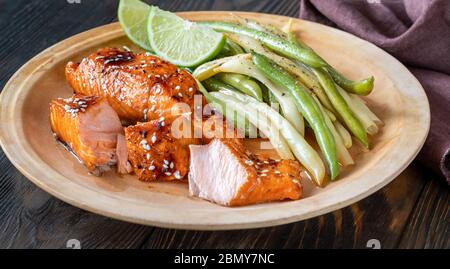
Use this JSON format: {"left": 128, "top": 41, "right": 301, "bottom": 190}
{"left": 0, "top": 12, "right": 430, "bottom": 230}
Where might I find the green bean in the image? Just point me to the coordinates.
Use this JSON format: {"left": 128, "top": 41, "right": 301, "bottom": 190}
{"left": 327, "top": 68, "right": 374, "bottom": 96}
{"left": 288, "top": 32, "right": 378, "bottom": 137}
{"left": 324, "top": 106, "right": 337, "bottom": 122}
{"left": 216, "top": 73, "right": 263, "bottom": 102}
{"left": 350, "top": 94, "right": 382, "bottom": 126}
{"left": 257, "top": 82, "right": 280, "bottom": 112}
{"left": 286, "top": 32, "right": 312, "bottom": 51}
{"left": 252, "top": 51, "right": 340, "bottom": 180}
{"left": 259, "top": 82, "right": 270, "bottom": 103}
{"left": 217, "top": 39, "right": 245, "bottom": 57}
{"left": 202, "top": 76, "right": 239, "bottom": 92}
{"left": 216, "top": 42, "right": 233, "bottom": 58}
{"left": 311, "top": 67, "right": 369, "bottom": 148}
{"left": 231, "top": 13, "right": 287, "bottom": 39}
{"left": 268, "top": 89, "right": 280, "bottom": 108}
{"left": 226, "top": 39, "right": 245, "bottom": 55}
{"left": 286, "top": 31, "right": 374, "bottom": 96}
{"left": 200, "top": 21, "right": 328, "bottom": 68}
{"left": 334, "top": 120, "right": 352, "bottom": 149}
{"left": 313, "top": 95, "right": 354, "bottom": 167}
{"left": 218, "top": 88, "right": 326, "bottom": 184}
{"left": 197, "top": 80, "right": 255, "bottom": 137}
{"left": 338, "top": 86, "right": 379, "bottom": 135}
{"left": 210, "top": 91, "right": 295, "bottom": 160}
{"left": 226, "top": 33, "right": 336, "bottom": 114}
{"left": 213, "top": 54, "right": 304, "bottom": 135}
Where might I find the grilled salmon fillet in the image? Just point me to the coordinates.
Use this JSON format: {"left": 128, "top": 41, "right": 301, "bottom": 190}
{"left": 124, "top": 113, "right": 241, "bottom": 181}
{"left": 124, "top": 115, "right": 201, "bottom": 181}
{"left": 188, "top": 138, "right": 303, "bottom": 206}
{"left": 65, "top": 47, "right": 198, "bottom": 122}
{"left": 50, "top": 94, "right": 131, "bottom": 174}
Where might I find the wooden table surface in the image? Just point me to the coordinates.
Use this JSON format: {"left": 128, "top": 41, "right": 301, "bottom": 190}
{"left": 0, "top": 0, "right": 448, "bottom": 249}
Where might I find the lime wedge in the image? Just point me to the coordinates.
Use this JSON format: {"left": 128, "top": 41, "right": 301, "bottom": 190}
{"left": 118, "top": 0, "right": 153, "bottom": 51}
{"left": 147, "top": 7, "right": 225, "bottom": 67}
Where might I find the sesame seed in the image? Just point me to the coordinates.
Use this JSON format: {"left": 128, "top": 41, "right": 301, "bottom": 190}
{"left": 163, "top": 159, "right": 169, "bottom": 165}
{"left": 274, "top": 171, "right": 281, "bottom": 174}
{"left": 261, "top": 169, "right": 269, "bottom": 173}
{"left": 174, "top": 170, "right": 181, "bottom": 179}
{"left": 163, "top": 164, "right": 168, "bottom": 169}
{"left": 143, "top": 144, "right": 151, "bottom": 151}
{"left": 178, "top": 92, "right": 183, "bottom": 97}
{"left": 169, "top": 162, "right": 174, "bottom": 169}
{"left": 260, "top": 173, "right": 267, "bottom": 177}
{"left": 165, "top": 172, "right": 172, "bottom": 176}
{"left": 149, "top": 165, "right": 155, "bottom": 171}
{"left": 146, "top": 153, "right": 151, "bottom": 160}
{"left": 175, "top": 85, "right": 180, "bottom": 90}
{"left": 151, "top": 134, "right": 157, "bottom": 143}
{"left": 188, "top": 87, "right": 193, "bottom": 92}
{"left": 245, "top": 160, "right": 254, "bottom": 165}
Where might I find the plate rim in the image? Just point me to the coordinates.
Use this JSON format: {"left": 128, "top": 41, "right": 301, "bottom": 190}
{"left": 0, "top": 11, "right": 430, "bottom": 230}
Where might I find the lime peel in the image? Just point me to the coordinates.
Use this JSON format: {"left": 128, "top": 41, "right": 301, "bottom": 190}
{"left": 147, "top": 7, "right": 225, "bottom": 67}
{"left": 118, "top": 0, "right": 153, "bottom": 51}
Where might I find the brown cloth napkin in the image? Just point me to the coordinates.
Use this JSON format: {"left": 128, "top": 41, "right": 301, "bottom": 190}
{"left": 299, "top": 0, "right": 450, "bottom": 182}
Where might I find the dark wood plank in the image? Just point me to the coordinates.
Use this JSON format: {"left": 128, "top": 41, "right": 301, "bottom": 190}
{"left": 141, "top": 165, "right": 426, "bottom": 249}
{"left": 0, "top": 150, "right": 154, "bottom": 249}
{"left": 398, "top": 173, "right": 449, "bottom": 249}
{"left": 0, "top": 0, "right": 119, "bottom": 93}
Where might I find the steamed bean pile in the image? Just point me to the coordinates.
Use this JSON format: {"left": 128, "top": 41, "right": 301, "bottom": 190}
{"left": 193, "top": 17, "right": 382, "bottom": 186}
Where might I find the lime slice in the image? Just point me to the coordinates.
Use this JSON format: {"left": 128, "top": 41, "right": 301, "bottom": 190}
{"left": 148, "top": 7, "right": 225, "bottom": 67}
{"left": 118, "top": 0, "right": 153, "bottom": 51}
